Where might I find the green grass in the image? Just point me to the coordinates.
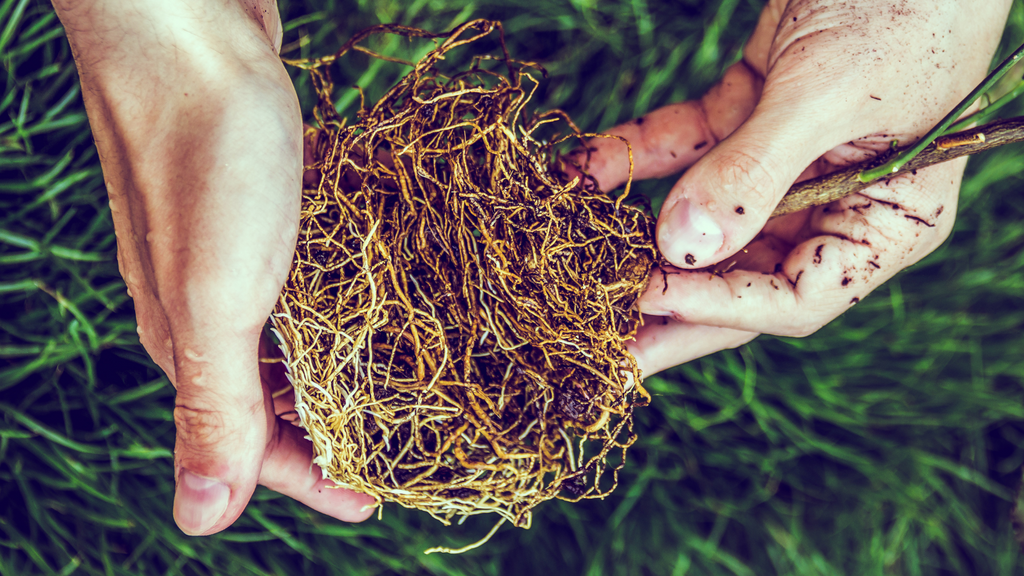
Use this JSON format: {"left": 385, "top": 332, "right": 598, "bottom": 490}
{"left": 3, "top": 0, "right": 1024, "bottom": 574}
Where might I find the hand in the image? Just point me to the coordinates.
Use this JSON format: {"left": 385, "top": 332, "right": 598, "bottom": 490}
{"left": 576, "top": 0, "right": 1012, "bottom": 376}
{"left": 53, "top": 0, "right": 374, "bottom": 535}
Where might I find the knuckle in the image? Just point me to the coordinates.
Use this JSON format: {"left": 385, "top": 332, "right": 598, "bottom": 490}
{"left": 713, "top": 148, "right": 778, "bottom": 214}
{"left": 786, "top": 327, "right": 813, "bottom": 339}
{"left": 172, "top": 389, "right": 263, "bottom": 456}
{"left": 721, "top": 336, "right": 753, "bottom": 352}
{"left": 173, "top": 403, "right": 231, "bottom": 453}
{"left": 784, "top": 321, "right": 821, "bottom": 339}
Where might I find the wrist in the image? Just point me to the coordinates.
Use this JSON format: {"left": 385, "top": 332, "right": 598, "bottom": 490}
{"left": 54, "top": 0, "right": 287, "bottom": 137}
{"left": 54, "top": 0, "right": 277, "bottom": 78}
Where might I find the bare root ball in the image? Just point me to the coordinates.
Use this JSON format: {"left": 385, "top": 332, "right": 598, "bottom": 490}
{"left": 271, "top": 19, "right": 657, "bottom": 529}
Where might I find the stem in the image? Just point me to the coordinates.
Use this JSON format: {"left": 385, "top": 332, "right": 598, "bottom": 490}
{"left": 858, "top": 41, "right": 1024, "bottom": 183}
{"left": 945, "top": 79, "right": 1024, "bottom": 134}
{"left": 773, "top": 116, "right": 1024, "bottom": 217}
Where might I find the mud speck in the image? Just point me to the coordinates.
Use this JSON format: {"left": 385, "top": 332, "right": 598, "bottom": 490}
{"left": 905, "top": 215, "right": 936, "bottom": 227}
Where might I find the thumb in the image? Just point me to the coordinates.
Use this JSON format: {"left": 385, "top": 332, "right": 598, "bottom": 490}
{"left": 655, "top": 106, "right": 831, "bottom": 268}
{"left": 171, "top": 329, "right": 269, "bottom": 536}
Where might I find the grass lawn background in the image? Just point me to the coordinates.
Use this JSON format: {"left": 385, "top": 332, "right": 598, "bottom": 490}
{"left": 3, "top": 0, "right": 1024, "bottom": 574}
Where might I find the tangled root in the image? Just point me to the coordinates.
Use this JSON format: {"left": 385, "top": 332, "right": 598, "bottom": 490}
{"left": 271, "top": 19, "right": 657, "bottom": 529}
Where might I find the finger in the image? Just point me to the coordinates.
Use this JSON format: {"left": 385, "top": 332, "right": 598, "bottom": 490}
{"left": 629, "top": 316, "right": 758, "bottom": 377}
{"left": 167, "top": 144, "right": 299, "bottom": 535}
{"left": 569, "top": 61, "right": 764, "bottom": 192}
{"left": 172, "top": 331, "right": 271, "bottom": 536}
{"left": 302, "top": 124, "right": 321, "bottom": 188}
{"left": 639, "top": 161, "right": 962, "bottom": 336}
{"left": 259, "top": 422, "right": 377, "bottom": 522}
{"left": 566, "top": 0, "right": 790, "bottom": 193}
{"left": 653, "top": 85, "right": 862, "bottom": 269}
{"left": 256, "top": 333, "right": 374, "bottom": 521}
{"left": 258, "top": 329, "right": 302, "bottom": 426}
{"left": 713, "top": 233, "right": 795, "bottom": 275}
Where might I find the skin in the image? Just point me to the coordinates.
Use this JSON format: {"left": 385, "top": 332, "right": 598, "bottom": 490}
{"left": 52, "top": 0, "right": 1012, "bottom": 535}
{"left": 51, "top": 0, "right": 374, "bottom": 536}
{"left": 575, "top": 0, "right": 1013, "bottom": 376}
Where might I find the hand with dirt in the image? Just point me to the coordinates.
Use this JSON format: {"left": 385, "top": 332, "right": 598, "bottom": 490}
{"left": 577, "top": 0, "right": 1013, "bottom": 376}
{"left": 52, "top": 0, "right": 374, "bottom": 535}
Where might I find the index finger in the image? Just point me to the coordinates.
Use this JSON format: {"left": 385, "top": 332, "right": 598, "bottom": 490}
{"left": 570, "top": 61, "right": 763, "bottom": 192}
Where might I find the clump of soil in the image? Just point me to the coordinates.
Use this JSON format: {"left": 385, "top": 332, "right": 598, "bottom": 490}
{"left": 271, "top": 19, "right": 657, "bottom": 530}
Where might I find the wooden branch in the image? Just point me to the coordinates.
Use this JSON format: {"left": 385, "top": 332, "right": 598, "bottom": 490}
{"left": 772, "top": 116, "right": 1024, "bottom": 218}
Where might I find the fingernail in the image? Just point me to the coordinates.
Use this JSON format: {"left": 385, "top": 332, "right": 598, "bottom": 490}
{"left": 660, "top": 198, "right": 724, "bottom": 267}
{"left": 174, "top": 469, "right": 230, "bottom": 536}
